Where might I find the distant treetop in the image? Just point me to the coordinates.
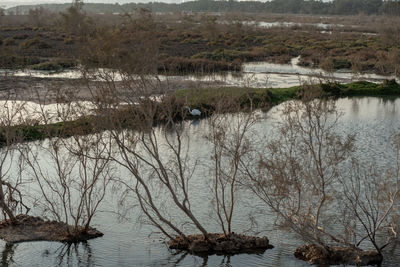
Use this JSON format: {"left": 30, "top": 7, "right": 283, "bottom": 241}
{"left": 5, "top": 0, "right": 400, "bottom": 16}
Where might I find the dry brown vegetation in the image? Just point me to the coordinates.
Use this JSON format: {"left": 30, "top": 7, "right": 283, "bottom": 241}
{"left": 0, "top": 8, "right": 399, "bottom": 76}
{"left": 0, "top": 4, "right": 399, "bottom": 266}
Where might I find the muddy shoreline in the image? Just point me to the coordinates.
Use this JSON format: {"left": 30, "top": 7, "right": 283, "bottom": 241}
{"left": 0, "top": 75, "right": 222, "bottom": 103}
{"left": 294, "top": 244, "right": 383, "bottom": 266}
{"left": 0, "top": 215, "right": 103, "bottom": 243}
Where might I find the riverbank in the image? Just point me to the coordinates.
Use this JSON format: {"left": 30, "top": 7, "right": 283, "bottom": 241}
{"left": 0, "top": 80, "right": 399, "bottom": 146}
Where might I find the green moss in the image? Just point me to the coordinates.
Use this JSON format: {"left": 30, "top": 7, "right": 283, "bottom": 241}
{"left": 342, "top": 80, "right": 400, "bottom": 95}
{"left": 269, "top": 86, "right": 299, "bottom": 104}
{"left": 176, "top": 80, "right": 400, "bottom": 108}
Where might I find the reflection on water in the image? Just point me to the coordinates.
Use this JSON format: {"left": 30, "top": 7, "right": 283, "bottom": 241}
{"left": 54, "top": 243, "right": 93, "bottom": 267}
{"left": 0, "top": 242, "right": 95, "bottom": 267}
{"left": 0, "top": 100, "right": 96, "bottom": 125}
{"left": 244, "top": 20, "right": 345, "bottom": 30}
{"left": 1, "top": 243, "right": 15, "bottom": 267}
{"left": 0, "top": 97, "right": 399, "bottom": 266}
{"left": 219, "top": 20, "right": 346, "bottom": 30}
{"left": 1, "top": 57, "right": 397, "bottom": 89}
{"left": 190, "top": 119, "right": 201, "bottom": 126}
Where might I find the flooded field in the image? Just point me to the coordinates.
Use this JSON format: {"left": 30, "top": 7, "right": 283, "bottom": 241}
{"left": 1, "top": 57, "right": 397, "bottom": 89}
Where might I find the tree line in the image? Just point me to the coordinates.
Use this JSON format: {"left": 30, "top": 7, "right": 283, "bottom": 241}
{"left": 5, "top": 0, "right": 400, "bottom": 16}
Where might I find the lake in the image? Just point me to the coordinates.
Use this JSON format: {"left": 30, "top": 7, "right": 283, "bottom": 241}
{"left": 1, "top": 97, "right": 400, "bottom": 266}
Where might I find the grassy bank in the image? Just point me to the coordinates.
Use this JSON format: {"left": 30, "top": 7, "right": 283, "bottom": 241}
{"left": 1, "top": 80, "right": 399, "bottom": 146}
{"left": 176, "top": 79, "right": 400, "bottom": 108}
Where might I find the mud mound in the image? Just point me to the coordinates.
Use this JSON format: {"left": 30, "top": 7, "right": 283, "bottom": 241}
{"left": 294, "top": 244, "right": 382, "bottom": 266}
{"left": 0, "top": 214, "right": 103, "bottom": 243}
{"left": 168, "top": 233, "right": 273, "bottom": 255}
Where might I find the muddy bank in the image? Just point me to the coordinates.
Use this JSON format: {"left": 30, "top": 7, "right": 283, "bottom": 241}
{"left": 0, "top": 75, "right": 89, "bottom": 102}
{"left": 0, "top": 75, "right": 222, "bottom": 103}
{"left": 168, "top": 233, "right": 273, "bottom": 255}
{"left": 294, "top": 244, "right": 383, "bottom": 266}
{"left": 0, "top": 214, "right": 103, "bottom": 243}
{"left": 0, "top": 80, "right": 399, "bottom": 148}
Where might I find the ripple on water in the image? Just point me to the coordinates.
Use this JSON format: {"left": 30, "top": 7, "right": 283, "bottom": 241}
{"left": 1, "top": 97, "right": 400, "bottom": 267}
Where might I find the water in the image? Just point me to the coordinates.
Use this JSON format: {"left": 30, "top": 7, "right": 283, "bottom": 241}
{"left": 243, "top": 20, "right": 345, "bottom": 30}
{"left": 1, "top": 57, "right": 397, "bottom": 89}
{"left": 219, "top": 20, "right": 346, "bottom": 30}
{"left": 221, "top": 20, "right": 377, "bottom": 36}
{"left": 1, "top": 97, "right": 400, "bottom": 266}
{"left": 0, "top": 100, "right": 96, "bottom": 125}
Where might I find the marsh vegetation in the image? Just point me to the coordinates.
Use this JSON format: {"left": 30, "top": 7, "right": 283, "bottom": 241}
{"left": 0, "top": 1, "right": 400, "bottom": 266}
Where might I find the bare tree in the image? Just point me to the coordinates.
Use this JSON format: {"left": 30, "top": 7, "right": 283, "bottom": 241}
{"left": 242, "top": 85, "right": 400, "bottom": 264}
{"left": 78, "top": 9, "right": 274, "bottom": 252}
{"left": 76, "top": 10, "right": 207, "bottom": 241}
{"left": 340, "top": 134, "right": 400, "bottom": 254}
{"left": 28, "top": 7, "right": 48, "bottom": 27}
{"left": 206, "top": 99, "right": 261, "bottom": 236}
{"left": 245, "top": 88, "right": 356, "bottom": 251}
{"left": 0, "top": 8, "right": 4, "bottom": 26}
{"left": 20, "top": 94, "right": 113, "bottom": 237}
{"left": 108, "top": 97, "right": 209, "bottom": 241}
{"left": 0, "top": 93, "right": 30, "bottom": 223}
{"left": 60, "top": 0, "right": 90, "bottom": 38}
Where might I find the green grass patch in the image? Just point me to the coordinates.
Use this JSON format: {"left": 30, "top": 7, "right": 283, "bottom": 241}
{"left": 174, "top": 80, "right": 400, "bottom": 110}
{"left": 322, "top": 80, "right": 400, "bottom": 96}
{"left": 174, "top": 86, "right": 273, "bottom": 111}
{"left": 269, "top": 86, "right": 300, "bottom": 104}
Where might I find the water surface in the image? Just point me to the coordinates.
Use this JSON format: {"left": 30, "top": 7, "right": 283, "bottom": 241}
{"left": 2, "top": 57, "right": 397, "bottom": 89}
{"left": 1, "top": 97, "right": 400, "bottom": 267}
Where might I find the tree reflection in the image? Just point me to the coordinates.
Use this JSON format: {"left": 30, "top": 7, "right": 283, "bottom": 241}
{"left": 164, "top": 251, "right": 241, "bottom": 267}
{"left": 163, "top": 250, "right": 189, "bottom": 266}
{"left": 1, "top": 243, "right": 16, "bottom": 267}
{"left": 54, "top": 242, "right": 93, "bottom": 266}
{"left": 219, "top": 255, "right": 231, "bottom": 267}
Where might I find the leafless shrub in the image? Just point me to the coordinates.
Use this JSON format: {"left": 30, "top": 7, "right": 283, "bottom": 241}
{"left": 243, "top": 86, "right": 400, "bottom": 259}
{"left": 206, "top": 98, "right": 262, "bottom": 235}
{"left": 340, "top": 135, "right": 400, "bottom": 254}
{"left": 0, "top": 93, "right": 30, "bottom": 222}
{"left": 245, "top": 88, "right": 356, "bottom": 251}
{"left": 60, "top": 0, "right": 92, "bottom": 38}
{"left": 20, "top": 92, "right": 114, "bottom": 236}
